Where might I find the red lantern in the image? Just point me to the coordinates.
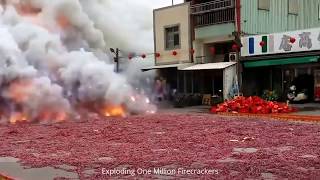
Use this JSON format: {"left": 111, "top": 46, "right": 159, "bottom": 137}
{"left": 172, "top": 51, "right": 177, "bottom": 56}
{"left": 141, "top": 54, "right": 146, "bottom": 59}
{"left": 209, "top": 47, "right": 216, "bottom": 55}
{"left": 128, "top": 53, "right": 133, "bottom": 60}
{"left": 259, "top": 41, "right": 266, "bottom": 47}
{"left": 190, "top": 48, "right": 195, "bottom": 54}
{"left": 290, "top": 37, "right": 296, "bottom": 43}
{"left": 155, "top": 52, "right": 161, "bottom": 58}
{"left": 232, "top": 44, "right": 239, "bottom": 51}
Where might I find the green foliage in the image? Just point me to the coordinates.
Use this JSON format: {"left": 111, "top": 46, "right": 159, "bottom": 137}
{"left": 262, "top": 90, "right": 279, "bottom": 101}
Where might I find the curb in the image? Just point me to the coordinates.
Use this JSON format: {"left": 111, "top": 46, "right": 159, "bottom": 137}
{"left": 217, "top": 112, "right": 320, "bottom": 122}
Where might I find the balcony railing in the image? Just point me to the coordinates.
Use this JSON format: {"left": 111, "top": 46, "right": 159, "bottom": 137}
{"left": 194, "top": 54, "right": 227, "bottom": 64}
{"left": 191, "top": 0, "right": 235, "bottom": 27}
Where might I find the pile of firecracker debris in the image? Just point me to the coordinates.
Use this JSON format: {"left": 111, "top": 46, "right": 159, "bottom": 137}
{"left": 211, "top": 96, "right": 297, "bottom": 114}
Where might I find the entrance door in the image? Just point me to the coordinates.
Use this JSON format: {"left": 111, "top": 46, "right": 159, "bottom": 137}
{"left": 315, "top": 70, "right": 320, "bottom": 101}
{"left": 294, "top": 68, "right": 314, "bottom": 101}
{"left": 283, "top": 69, "right": 295, "bottom": 100}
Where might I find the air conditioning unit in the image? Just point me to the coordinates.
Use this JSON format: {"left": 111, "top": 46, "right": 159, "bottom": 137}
{"left": 229, "top": 52, "right": 238, "bottom": 62}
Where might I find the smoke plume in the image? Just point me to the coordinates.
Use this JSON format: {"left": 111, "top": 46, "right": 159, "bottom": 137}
{"left": 0, "top": 0, "right": 157, "bottom": 123}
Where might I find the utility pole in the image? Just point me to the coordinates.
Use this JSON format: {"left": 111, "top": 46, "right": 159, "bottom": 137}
{"left": 172, "top": 0, "right": 174, "bottom": 5}
{"left": 110, "top": 48, "right": 120, "bottom": 73}
{"left": 115, "top": 48, "right": 119, "bottom": 73}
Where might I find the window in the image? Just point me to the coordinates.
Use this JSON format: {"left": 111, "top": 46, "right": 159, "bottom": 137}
{"left": 165, "top": 25, "right": 180, "bottom": 50}
{"left": 258, "top": 0, "right": 270, "bottom": 10}
{"left": 318, "top": 4, "right": 320, "bottom": 20}
{"left": 288, "top": 0, "right": 299, "bottom": 15}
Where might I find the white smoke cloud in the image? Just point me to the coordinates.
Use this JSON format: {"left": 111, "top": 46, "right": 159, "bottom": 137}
{"left": 78, "top": 0, "right": 184, "bottom": 52}
{"left": 78, "top": 0, "right": 163, "bottom": 98}
{"left": 79, "top": 0, "right": 153, "bottom": 52}
{"left": 0, "top": 0, "right": 160, "bottom": 123}
{"left": 0, "top": 27, "right": 37, "bottom": 84}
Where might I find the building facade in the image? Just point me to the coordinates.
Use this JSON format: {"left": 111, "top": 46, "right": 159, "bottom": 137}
{"left": 240, "top": 0, "right": 320, "bottom": 102}
{"left": 241, "top": 28, "right": 320, "bottom": 102}
{"left": 147, "top": 0, "right": 320, "bottom": 102}
{"left": 241, "top": 0, "right": 320, "bottom": 35}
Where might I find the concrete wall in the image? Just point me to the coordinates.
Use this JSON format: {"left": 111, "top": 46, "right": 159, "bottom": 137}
{"left": 193, "top": 23, "right": 235, "bottom": 63}
{"left": 195, "top": 23, "right": 236, "bottom": 40}
{"left": 241, "top": 0, "right": 320, "bottom": 35}
{"left": 154, "top": 3, "right": 191, "bottom": 65}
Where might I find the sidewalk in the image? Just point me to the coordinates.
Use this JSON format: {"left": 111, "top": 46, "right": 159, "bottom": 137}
{"left": 291, "top": 103, "right": 320, "bottom": 116}
{"left": 157, "top": 102, "right": 320, "bottom": 122}
{"left": 158, "top": 102, "right": 320, "bottom": 114}
{"left": 156, "top": 101, "right": 211, "bottom": 114}
{"left": 162, "top": 105, "right": 211, "bottom": 114}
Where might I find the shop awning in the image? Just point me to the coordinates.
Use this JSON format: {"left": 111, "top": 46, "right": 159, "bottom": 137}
{"left": 141, "top": 63, "right": 193, "bottom": 71}
{"left": 243, "top": 56, "right": 319, "bottom": 68}
{"left": 179, "top": 62, "right": 237, "bottom": 71}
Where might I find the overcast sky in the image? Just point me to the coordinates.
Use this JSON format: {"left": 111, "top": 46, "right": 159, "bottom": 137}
{"left": 114, "top": 0, "right": 185, "bottom": 67}
{"left": 151, "top": 0, "right": 184, "bottom": 8}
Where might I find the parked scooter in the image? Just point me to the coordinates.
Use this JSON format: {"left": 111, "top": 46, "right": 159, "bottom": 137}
{"left": 287, "top": 85, "right": 308, "bottom": 103}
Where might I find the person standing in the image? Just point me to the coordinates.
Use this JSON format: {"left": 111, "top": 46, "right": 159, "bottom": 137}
{"left": 154, "top": 79, "right": 164, "bottom": 102}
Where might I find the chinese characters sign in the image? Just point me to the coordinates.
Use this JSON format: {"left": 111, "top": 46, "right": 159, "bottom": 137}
{"left": 241, "top": 28, "right": 320, "bottom": 57}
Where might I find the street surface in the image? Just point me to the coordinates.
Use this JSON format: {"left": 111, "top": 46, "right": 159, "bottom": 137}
{"left": 0, "top": 112, "right": 320, "bottom": 179}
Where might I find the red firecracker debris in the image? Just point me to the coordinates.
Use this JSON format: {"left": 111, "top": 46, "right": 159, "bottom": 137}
{"left": 211, "top": 96, "right": 297, "bottom": 114}
{"left": 0, "top": 113, "right": 320, "bottom": 179}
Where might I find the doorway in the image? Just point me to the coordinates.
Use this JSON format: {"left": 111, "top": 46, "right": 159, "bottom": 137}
{"left": 283, "top": 67, "right": 315, "bottom": 102}
{"left": 292, "top": 74, "right": 314, "bottom": 101}
{"left": 283, "top": 69, "right": 295, "bottom": 100}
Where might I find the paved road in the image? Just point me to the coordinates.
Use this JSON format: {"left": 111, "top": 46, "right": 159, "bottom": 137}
{"left": 158, "top": 102, "right": 320, "bottom": 116}
{"left": 0, "top": 113, "right": 319, "bottom": 179}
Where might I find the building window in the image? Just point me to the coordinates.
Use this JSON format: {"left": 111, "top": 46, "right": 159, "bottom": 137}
{"left": 258, "top": 0, "right": 270, "bottom": 10}
{"left": 318, "top": 4, "right": 320, "bottom": 20}
{"left": 165, "top": 25, "right": 180, "bottom": 50}
{"left": 288, "top": 0, "right": 299, "bottom": 15}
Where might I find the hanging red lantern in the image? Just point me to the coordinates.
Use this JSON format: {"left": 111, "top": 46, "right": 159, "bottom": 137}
{"left": 155, "top": 52, "right": 161, "bottom": 58}
{"left": 172, "top": 50, "right": 177, "bottom": 56}
{"left": 190, "top": 48, "right": 195, "bottom": 54}
{"left": 209, "top": 47, "right": 216, "bottom": 55}
{"left": 259, "top": 41, "right": 266, "bottom": 47}
{"left": 232, "top": 44, "right": 239, "bottom": 51}
{"left": 128, "top": 53, "right": 133, "bottom": 60}
{"left": 141, "top": 54, "right": 146, "bottom": 59}
{"left": 290, "top": 37, "right": 296, "bottom": 43}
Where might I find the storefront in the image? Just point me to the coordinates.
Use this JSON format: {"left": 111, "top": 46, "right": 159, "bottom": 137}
{"left": 142, "top": 63, "right": 193, "bottom": 101}
{"left": 142, "top": 62, "right": 239, "bottom": 104}
{"left": 178, "top": 62, "right": 238, "bottom": 100}
{"left": 241, "top": 28, "right": 320, "bottom": 102}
